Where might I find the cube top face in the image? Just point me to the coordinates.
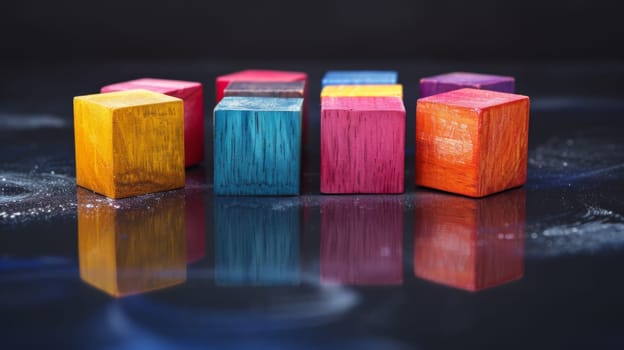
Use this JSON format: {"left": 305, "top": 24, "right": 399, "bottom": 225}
{"left": 420, "top": 72, "right": 515, "bottom": 97}
{"left": 213, "top": 97, "right": 303, "bottom": 196}
{"left": 321, "top": 96, "right": 405, "bottom": 113}
{"left": 322, "top": 70, "right": 398, "bottom": 86}
{"left": 215, "top": 96, "right": 304, "bottom": 112}
{"left": 321, "top": 96, "right": 406, "bottom": 194}
{"left": 101, "top": 78, "right": 201, "bottom": 97}
{"left": 419, "top": 88, "right": 527, "bottom": 110}
{"left": 76, "top": 89, "right": 182, "bottom": 109}
{"left": 224, "top": 81, "right": 305, "bottom": 98}
{"left": 320, "top": 84, "right": 403, "bottom": 98}
{"left": 74, "top": 90, "right": 185, "bottom": 199}
{"left": 416, "top": 88, "right": 530, "bottom": 197}
{"left": 216, "top": 69, "right": 308, "bottom": 102}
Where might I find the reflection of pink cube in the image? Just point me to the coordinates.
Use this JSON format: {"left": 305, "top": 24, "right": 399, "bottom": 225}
{"left": 320, "top": 197, "right": 403, "bottom": 285}
{"left": 419, "top": 72, "right": 515, "bottom": 98}
{"left": 101, "top": 78, "right": 204, "bottom": 167}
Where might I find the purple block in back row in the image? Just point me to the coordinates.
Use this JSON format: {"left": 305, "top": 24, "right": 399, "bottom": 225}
{"left": 419, "top": 72, "right": 515, "bottom": 97}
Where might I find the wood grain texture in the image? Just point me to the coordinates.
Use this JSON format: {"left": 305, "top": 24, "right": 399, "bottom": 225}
{"left": 74, "top": 89, "right": 185, "bottom": 199}
{"left": 413, "top": 189, "right": 525, "bottom": 291}
{"left": 215, "top": 69, "right": 307, "bottom": 103}
{"left": 419, "top": 72, "right": 515, "bottom": 97}
{"left": 320, "top": 196, "right": 403, "bottom": 285}
{"left": 101, "top": 78, "right": 204, "bottom": 167}
{"left": 321, "top": 96, "right": 405, "bottom": 194}
{"left": 213, "top": 97, "right": 303, "bottom": 195}
{"left": 321, "top": 70, "right": 398, "bottom": 86}
{"left": 214, "top": 197, "right": 300, "bottom": 286}
{"left": 320, "top": 84, "right": 403, "bottom": 98}
{"left": 77, "top": 188, "right": 186, "bottom": 297}
{"left": 415, "top": 88, "right": 529, "bottom": 197}
{"left": 224, "top": 81, "right": 305, "bottom": 98}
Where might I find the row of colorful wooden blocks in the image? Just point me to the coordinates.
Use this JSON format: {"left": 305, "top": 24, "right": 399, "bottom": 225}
{"left": 78, "top": 188, "right": 524, "bottom": 296}
{"left": 73, "top": 69, "right": 527, "bottom": 199}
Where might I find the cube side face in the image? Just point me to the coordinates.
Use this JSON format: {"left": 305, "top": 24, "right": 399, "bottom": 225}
{"left": 482, "top": 80, "right": 515, "bottom": 94}
{"left": 321, "top": 70, "right": 398, "bottom": 86}
{"left": 224, "top": 81, "right": 305, "bottom": 98}
{"left": 413, "top": 194, "right": 479, "bottom": 291}
{"left": 419, "top": 78, "right": 515, "bottom": 98}
{"left": 415, "top": 101, "right": 480, "bottom": 197}
{"left": 74, "top": 98, "right": 115, "bottom": 198}
{"left": 216, "top": 70, "right": 308, "bottom": 103}
{"left": 477, "top": 98, "right": 530, "bottom": 197}
{"left": 321, "top": 84, "right": 403, "bottom": 98}
{"left": 111, "top": 101, "right": 185, "bottom": 198}
{"left": 321, "top": 107, "right": 405, "bottom": 194}
{"left": 214, "top": 109, "right": 302, "bottom": 195}
{"left": 170, "top": 85, "right": 204, "bottom": 167}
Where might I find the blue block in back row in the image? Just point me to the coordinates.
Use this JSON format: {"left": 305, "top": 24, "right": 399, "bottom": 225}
{"left": 321, "top": 70, "right": 399, "bottom": 87}
{"left": 214, "top": 96, "right": 303, "bottom": 196}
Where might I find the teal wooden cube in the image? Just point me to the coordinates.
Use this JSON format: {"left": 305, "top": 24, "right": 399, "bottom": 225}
{"left": 214, "top": 96, "right": 303, "bottom": 195}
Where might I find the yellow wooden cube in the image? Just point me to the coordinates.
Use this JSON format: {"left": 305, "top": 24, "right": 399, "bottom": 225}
{"left": 320, "top": 84, "right": 403, "bottom": 98}
{"left": 73, "top": 89, "right": 185, "bottom": 198}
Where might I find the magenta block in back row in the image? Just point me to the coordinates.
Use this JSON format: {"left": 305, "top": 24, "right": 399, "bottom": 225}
{"left": 419, "top": 72, "right": 515, "bottom": 97}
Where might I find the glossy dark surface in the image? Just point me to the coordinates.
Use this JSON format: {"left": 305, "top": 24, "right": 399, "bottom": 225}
{"left": 1, "top": 61, "right": 624, "bottom": 349}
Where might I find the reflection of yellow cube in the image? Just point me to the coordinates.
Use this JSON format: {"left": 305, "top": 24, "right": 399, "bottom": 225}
{"left": 73, "top": 89, "right": 185, "bottom": 199}
{"left": 320, "top": 84, "right": 403, "bottom": 98}
{"left": 77, "top": 189, "right": 187, "bottom": 297}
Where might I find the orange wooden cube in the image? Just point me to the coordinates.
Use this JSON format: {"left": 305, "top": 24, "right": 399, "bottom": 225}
{"left": 413, "top": 189, "right": 525, "bottom": 291}
{"left": 73, "top": 89, "right": 185, "bottom": 199}
{"left": 416, "top": 88, "right": 530, "bottom": 197}
{"left": 77, "top": 188, "right": 187, "bottom": 297}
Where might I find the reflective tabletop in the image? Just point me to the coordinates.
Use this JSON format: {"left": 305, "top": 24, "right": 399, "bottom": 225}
{"left": 1, "top": 61, "right": 624, "bottom": 349}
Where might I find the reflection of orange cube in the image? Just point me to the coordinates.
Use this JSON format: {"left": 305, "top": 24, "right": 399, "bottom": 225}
{"left": 413, "top": 189, "right": 525, "bottom": 291}
{"left": 73, "top": 90, "right": 185, "bottom": 199}
{"left": 416, "top": 88, "right": 530, "bottom": 197}
{"left": 77, "top": 189, "right": 187, "bottom": 297}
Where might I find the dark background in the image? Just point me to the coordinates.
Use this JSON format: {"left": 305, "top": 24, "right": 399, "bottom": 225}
{"left": 2, "top": 0, "right": 622, "bottom": 62}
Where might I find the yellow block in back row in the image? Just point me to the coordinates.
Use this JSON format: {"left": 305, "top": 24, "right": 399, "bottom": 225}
{"left": 74, "top": 89, "right": 185, "bottom": 199}
{"left": 320, "top": 84, "right": 403, "bottom": 98}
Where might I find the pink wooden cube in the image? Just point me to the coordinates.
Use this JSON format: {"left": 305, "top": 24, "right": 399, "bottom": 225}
{"left": 101, "top": 78, "right": 204, "bottom": 167}
{"left": 321, "top": 96, "right": 405, "bottom": 193}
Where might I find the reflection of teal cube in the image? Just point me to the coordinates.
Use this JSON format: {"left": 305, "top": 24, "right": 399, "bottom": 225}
{"left": 214, "top": 97, "right": 303, "bottom": 195}
{"left": 214, "top": 197, "right": 300, "bottom": 286}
